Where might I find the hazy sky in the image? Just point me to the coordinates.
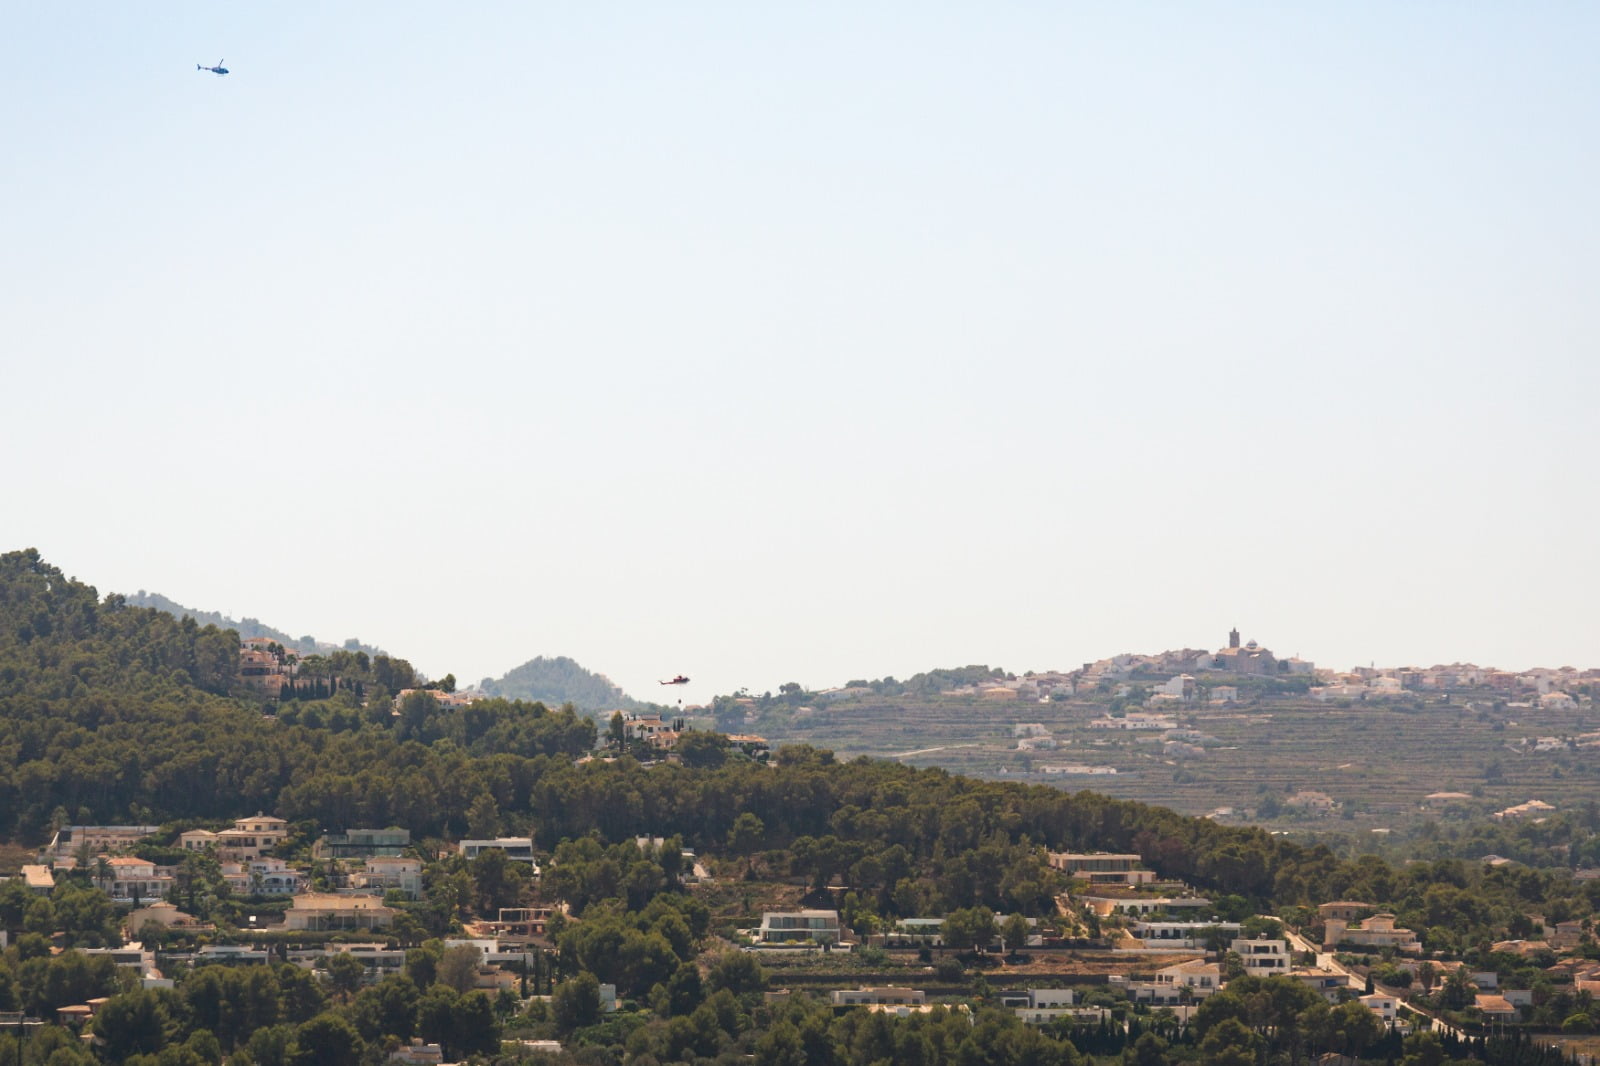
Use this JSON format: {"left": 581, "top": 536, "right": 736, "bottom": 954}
{"left": 6, "top": 4, "right": 1598, "bottom": 699}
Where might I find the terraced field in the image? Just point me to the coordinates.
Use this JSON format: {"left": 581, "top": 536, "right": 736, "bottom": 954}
{"left": 747, "top": 693, "right": 1600, "bottom": 833}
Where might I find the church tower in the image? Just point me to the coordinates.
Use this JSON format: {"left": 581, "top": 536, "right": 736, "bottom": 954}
{"left": 1229, "top": 627, "right": 1240, "bottom": 649}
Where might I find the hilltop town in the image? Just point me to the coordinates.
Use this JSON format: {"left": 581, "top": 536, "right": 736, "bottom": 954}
{"left": 1065, "top": 627, "right": 1598, "bottom": 707}
{"left": 801, "top": 627, "right": 1598, "bottom": 709}
{"left": 720, "top": 630, "right": 1600, "bottom": 840}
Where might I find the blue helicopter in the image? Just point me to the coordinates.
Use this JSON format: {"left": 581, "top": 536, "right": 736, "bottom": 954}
{"left": 197, "top": 59, "right": 228, "bottom": 76}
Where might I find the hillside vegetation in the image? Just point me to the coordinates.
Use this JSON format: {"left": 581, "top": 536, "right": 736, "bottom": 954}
{"left": 0, "top": 550, "right": 1374, "bottom": 908}
{"left": 479, "top": 655, "right": 640, "bottom": 712}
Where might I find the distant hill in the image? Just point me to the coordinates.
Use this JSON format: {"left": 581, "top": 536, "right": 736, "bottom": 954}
{"left": 121, "top": 590, "right": 385, "bottom": 660}
{"left": 480, "top": 655, "right": 641, "bottom": 712}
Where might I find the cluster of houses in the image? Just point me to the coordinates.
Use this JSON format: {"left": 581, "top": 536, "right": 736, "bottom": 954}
{"left": 0, "top": 815, "right": 588, "bottom": 1039}
{"left": 1051, "top": 855, "right": 1428, "bottom": 1028}
{"left": 1074, "top": 631, "right": 1316, "bottom": 693}
{"left": 1310, "top": 664, "right": 1599, "bottom": 704}
{"left": 1016, "top": 716, "right": 1213, "bottom": 761}
{"left": 19, "top": 817, "right": 540, "bottom": 938}
{"left": 1077, "top": 862, "right": 1600, "bottom": 1029}
{"left": 1098, "top": 638, "right": 1598, "bottom": 710}
{"left": 746, "top": 854, "right": 1438, "bottom": 1031}
{"left": 1078, "top": 712, "right": 1216, "bottom": 761}
{"left": 14, "top": 817, "right": 723, "bottom": 1009}
{"left": 1420, "top": 795, "right": 1566, "bottom": 826}
{"left": 15, "top": 809, "right": 1595, "bottom": 1042}
{"left": 38, "top": 935, "right": 606, "bottom": 1050}
{"left": 944, "top": 673, "right": 1081, "bottom": 702}
{"left": 1513, "top": 734, "right": 1600, "bottom": 754}
{"left": 238, "top": 641, "right": 773, "bottom": 765}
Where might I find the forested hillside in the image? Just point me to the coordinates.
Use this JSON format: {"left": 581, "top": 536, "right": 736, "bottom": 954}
{"left": 0, "top": 549, "right": 1324, "bottom": 907}
{"left": 0, "top": 549, "right": 1582, "bottom": 909}
{"left": 0, "top": 550, "right": 594, "bottom": 843}
{"left": 11, "top": 549, "right": 1600, "bottom": 930}
{"left": 479, "top": 655, "right": 641, "bottom": 712}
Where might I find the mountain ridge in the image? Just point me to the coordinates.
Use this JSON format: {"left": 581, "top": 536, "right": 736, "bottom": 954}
{"left": 122, "top": 590, "right": 386, "bottom": 660}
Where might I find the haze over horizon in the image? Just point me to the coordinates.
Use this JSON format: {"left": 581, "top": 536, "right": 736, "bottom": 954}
{"left": 6, "top": 5, "right": 1597, "bottom": 700}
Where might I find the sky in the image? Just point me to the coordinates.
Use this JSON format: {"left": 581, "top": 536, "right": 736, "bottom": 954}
{"left": 4, "top": 4, "right": 1598, "bottom": 699}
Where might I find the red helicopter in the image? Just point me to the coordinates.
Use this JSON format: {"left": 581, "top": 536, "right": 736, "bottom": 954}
{"left": 658, "top": 675, "right": 690, "bottom": 686}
